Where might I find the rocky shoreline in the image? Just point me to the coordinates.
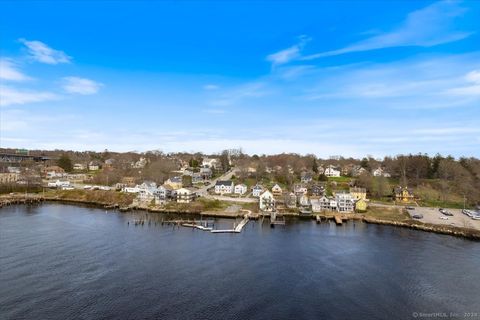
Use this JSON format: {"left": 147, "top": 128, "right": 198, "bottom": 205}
{"left": 1, "top": 194, "right": 479, "bottom": 241}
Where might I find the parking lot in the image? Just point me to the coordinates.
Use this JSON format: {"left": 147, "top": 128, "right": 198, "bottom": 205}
{"left": 406, "top": 207, "right": 480, "bottom": 231}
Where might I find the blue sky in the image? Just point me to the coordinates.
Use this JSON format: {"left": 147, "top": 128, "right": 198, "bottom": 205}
{"left": 1, "top": 1, "right": 479, "bottom": 157}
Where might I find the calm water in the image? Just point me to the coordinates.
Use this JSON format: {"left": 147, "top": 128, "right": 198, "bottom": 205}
{"left": 1, "top": 204, "right": 479, "bottom": 320}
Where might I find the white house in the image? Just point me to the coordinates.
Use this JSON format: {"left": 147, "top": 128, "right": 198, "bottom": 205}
{"left": 73, "top": 163, "right": 85, "bottom": 171}
{"left": 47, "top": 180, "right": 71, "bottom": 188}
{"left": 88, "top": 161, "right": 101, "bottom": 171}
{"left": 202, "top": 158, "right": 218, "bottom": 169}
{"left": 373, "top": 167, "right": 391, "bottom": 177}
{"left": 324, "top": 165, "right": 340, "bottom": 177}
{"left": 293, "top": 184, "right": 308, "bottom": 195}
{"left": 214, "top": 180, "right": 234, "bottom": 194}
{"left": 176, "top": 187, "right": 197, "bottom": 203}
{"left": 335, "top": 192, "right": 354, "bottom": 212}
{"left": 123, "top": 186, "right": 141, "bottom": 193}
{"left": 234, "top": 184, "right": 247, "bottom": 195}
{"left": 259, "top": 190, "right": 276, "bottom": 212}
{"left": 252, "top": 185, "right": 263, "bottom": 197}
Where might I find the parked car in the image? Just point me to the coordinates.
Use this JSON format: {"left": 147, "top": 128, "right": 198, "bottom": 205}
{"left": 406, "top": 206, "right": 415, "bottom": 210}
{"left": 412, "top": 214, "right": 423, "bottom": 219}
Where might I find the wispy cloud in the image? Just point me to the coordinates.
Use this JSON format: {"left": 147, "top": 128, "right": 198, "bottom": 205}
{"left": 203, "top": 84, "right": 219, "bottom": 90}
{"left": 0, "top": 58, "right": 32, "bottom": 81}
{"left": 445, "top": 70, "right": 480, "bottom": 96}
{"left": 19, "top": 38, "right": 71, "bottom": 64}
{"left": 62, "top": 77, "right": 103, "bottom": 95}
{"left": 302, "top": 1, "right": 472, "bottom": 60}
{"left": 266, "top": 35, "right": 310, "bottom": 67}
{"left": 209, "top": 82, "right": 269, "bottom": 107}
{"left": 0, "top": 85, "right": 59, "bottom": 106}
{"left": 202, "top": 108, "right": 226, "bottom": 114}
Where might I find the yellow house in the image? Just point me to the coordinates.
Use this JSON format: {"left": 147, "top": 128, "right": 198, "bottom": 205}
{"left": 355, "top": 199, "right": 368, "bottom": 212}
{"left": 271, "top": 184, "right": 283, "bottom": 197}
{"left": 393, "top": 186, "right": 415, "bottom": 202}
{"left": 350, "top": 187, "right": 367, "bottom": 200}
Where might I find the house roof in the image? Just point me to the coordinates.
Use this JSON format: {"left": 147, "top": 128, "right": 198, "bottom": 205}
{"left": 215, "top": 180, "right": 233, "bottom": 186}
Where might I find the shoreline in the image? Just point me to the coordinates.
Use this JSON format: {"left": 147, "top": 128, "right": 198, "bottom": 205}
{"left": 1, "top": 194, "right": 479, "bottom": 241}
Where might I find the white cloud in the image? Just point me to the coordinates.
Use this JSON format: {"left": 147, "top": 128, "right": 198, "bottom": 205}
{"left": 62, "top": 77, "right": 103, "bottom": 95}
{"left": 0, "top": 85, "right": 59, "bottom": 106}
{"left": 202, "top": 109, "right": 226, "bottom": 114}
{"left": 266, "top": 35, "right": 310, "bottom": 67}
{"left": 19, "top": 38, "right": 71, "bottom": 64}
{"left": 0, "top": 58, "right": 32, "bottom": 81}
{"left": 203, "top": 84, "right": 219, "bottom": 90}
{"left": 445, "top": 69, "right": 480, "bottom": 96}
{"left": 302, "top": 1, "right": 472, "bottom": 60}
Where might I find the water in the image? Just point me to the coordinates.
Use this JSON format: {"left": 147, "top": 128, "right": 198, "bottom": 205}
{"left": 1, "top": 204, "right": 479, "bottom": 320}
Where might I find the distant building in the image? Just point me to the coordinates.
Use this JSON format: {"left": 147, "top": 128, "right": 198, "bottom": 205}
{"left": 176, "top": 187, "right": 196, "bottom": 203}
{"left": 73, "top": 163, "right": 86, "bottom": 171}
{"left": 324, "top": 165, "right": 340, "bottom": 177}
{"left": 285, "top": 192, "right": 297, "bottom": 208}
{"left": 192, "top": 172, "right": 203, "bottom": 184}
{"left": 293, "top": 184, "right": 308, "bottom": 196}
{"left": 0, "top": 172, "right": 19, "bottom": 184}
{"left": 335, "top": 192, "right": 354, "bottom": 212}
{"left": 393, "top": 186, "right": 415, "bottom": 202}
{"left": 88, "top": 161, "right": 101, "bottom": 171}
{"left": 259, "top": 190, "right": 276, "bottom": 212}
{"left": 234, "top": 184, "right": 248, "bottom": 195}
{"left": 350, "top": 187, "right": 367, "bottom": 200}
{"left": 202, "top": 158, "right": 218, "bottom": 169}
{"left": 43, "top": 166, "right": 65, "bottom": 178}
{"left": 165, "top": 176, "right": 183, "bottom": 190}
{"left": 200, "top": 167, "right": 213, "bottom": 180}
{"left": 252, "top": 184, "right": 264, "bottom": 197}
{"left": 271, "top": 184, "right": 283, "bottom": 197}
{"left": 311, "top": 184, "right": 325, "bottom": 197}
{"left": 214, "top": 180, "right": 234, "bottom": 194}
{"left": 373, "top": 167, "right": 391, "bottom": 178}
{"left": 300, "top": 172, "right": 313, "bottom": 183}
{"left": 355, "top": 199, "right": 368, "bottom": 212}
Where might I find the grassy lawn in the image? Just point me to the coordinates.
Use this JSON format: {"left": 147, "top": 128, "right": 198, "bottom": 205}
{"left": 365, "top": 206, "right": 410, "bottom": 221}
{"left": 328, "top": 176, "right": 353, "bottom": 183}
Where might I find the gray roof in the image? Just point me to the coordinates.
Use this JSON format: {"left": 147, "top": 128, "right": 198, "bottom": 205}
{"left": 215, "top": 180, "right": 233, "bottom": 186}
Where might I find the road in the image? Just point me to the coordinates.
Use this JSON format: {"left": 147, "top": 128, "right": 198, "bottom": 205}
{"left": 195, "top": 168, "right": 238, "bottom": 196}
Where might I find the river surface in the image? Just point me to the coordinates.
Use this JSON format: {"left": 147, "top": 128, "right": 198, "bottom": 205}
{"left": 1, "top": 203, "right": 479, "bottom": 320}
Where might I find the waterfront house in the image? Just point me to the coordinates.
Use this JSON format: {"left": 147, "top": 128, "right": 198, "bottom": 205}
{"left": 311, "top": 184, "right": 325, "bottom": 196}
{"left": 355, "top": 199, "right": 368, "bottom": 212}
{"left": 293, "top": 184, "right": 308, "bottom": 196}
{"left": 215, "top": 180, "right": 234, "bottom": 194}
{"left": 252, "top": 184, "right": 264, "bottom": 197}
{"left": 285, "top": 192, "right": 297, "bottom": 208}
{"left": 393, "top": 186, "right": 415, "bottom": 202}
{"left": 271, "top": 184, "right": 283, "bottom": 197}
{"left": 350, "top": 187, "right": 367, "bottom": 200}
{"left": 259, "top": 190, "right": 276, "bottom": 212}
{"left": 317, "top": 196, "right": 333, "bottom": 211}
{"left": 324, "top": 165, "right": 341, "bottom": 177}
{"left": 335, "top": 192, "right": 354, "bottom": 212}
{"left": 165, "top": 176, "right": 183, "bottom": 190}
{"left": 234, "top": 184, "right": 248, "bottom": 195}
{"left": 311, "top": 199, "right": 322, "bottom": 213}
{"left": 156, "top": 185, "right": 174, "bottom": 202}
{"left": 299, "top": 194, "right": 310, "bottom": 207}
{"left": 176, "top": 187, "right": 197, "bottom": 203}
